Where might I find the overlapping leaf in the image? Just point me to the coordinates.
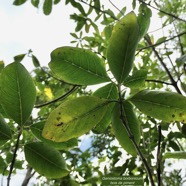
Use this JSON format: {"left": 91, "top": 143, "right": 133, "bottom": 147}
{"left": 0, "top": 62, "right": 36, "bottom": 126}
{"left": 31, "top": 122, "right": 78, "bottom": 150}
{"left": 42, "top": 96, "right": 109, "bottom": 142}
{"left": 163, "top": 152, "right": 186, "bottom": 159}
{"left": 92, "top": 83, "right": 118, "bottom": 133}
{"left": 112, "top": 101, "right": 140, "bottom": 156}
{"left": 49, "top": 47, "right": 110, "bottom": 85}
{"left": 0, "top": 114, "right": 12, "bottom": 141}
{"left": 129, "top": 90, "right": 186, "bottom": 123}
{"left": 24, "top": 142, "right": 69, "bottom": 178}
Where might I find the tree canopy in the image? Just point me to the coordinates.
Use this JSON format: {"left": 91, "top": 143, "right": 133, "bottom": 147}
{"left": 0, "top": 0, "right": 186, "bottom": 185}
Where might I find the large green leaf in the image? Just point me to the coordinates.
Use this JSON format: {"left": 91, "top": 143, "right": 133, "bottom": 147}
{"left": 129, "top": 90, "right": 186, "bottom": 123}
{"left": 124, "top": 69, "right": 148, "bottom": 88}
{"left": 0, "top": 114, "right": 12, "bottom": 141}
{"left": 42, "top": 96, "right": 109, "bottom": 142}
{"left": 92, "top": 83, "right": 118, "bottom": 133}
{"left": 137, "top": 4, "right": 152, "bottom": 40}
{"left": 107, "top": 12, "right": 139, "bottom": 84}
{"left": 24, "top": 142, "right": 69, "bottom": 178}
{"left": 49, "top": 46, "right": 110, "bottom": 85}
{"left": 163, "top": 152, "right": 186, "bottom": 159}
{"left": 112, "top": 101, "right": 140, "bottom": 156}
{"left": 0, "top": 62, "right": 36, "bottom": 126}
{"left": 31, "top": 122, "right": 78, "bottom": 150}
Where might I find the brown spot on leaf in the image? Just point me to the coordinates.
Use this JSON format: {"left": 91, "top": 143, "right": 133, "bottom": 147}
{"left": 179, "top": 113, "right": 183, "bottom": 117}
{"left": 172, "top": 114, "right": 175, "bottom": 118}
{"left": 56, "top": 122, "right": 63, "bottom": 127}
{"left": 56, "top": 117, "right": 61, "bottom": 121}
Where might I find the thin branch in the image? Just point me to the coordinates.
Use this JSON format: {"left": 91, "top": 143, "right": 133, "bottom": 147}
{"left": 144, "top": 35, "right": 182, "bottom": 94}
{"left": 137, "top": 31, "right": 186, "bottom": 54}
{"left": 118, "top": 85, "right": 155, "bottom": 186}
{"left": 145, "top": 79, "right": 172, "bottom": 86}
{"left": 7, "top": 129, "right": 22, "bottom": 186}
{"left": 138, "top": 0, "right": 186, "bottom": 23}
{"left": 21, "top": 166, "right": 35, "bottom": 186}
{"left": 35, "top": 85, "right": 79, "bottom": 108}
{"left": 157, "top": 125, "right": 162, "bottom": 186}
{"left": 78, "top": 0, "right": 118, "bottom": 21}
{"left": 109, "top": 0, "right": 123, "bottom": 15}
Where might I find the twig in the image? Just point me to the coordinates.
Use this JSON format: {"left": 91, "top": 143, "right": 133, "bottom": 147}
{"left": 109, "top": 0, "right": 123, "bottom": 16}
{"left": 157, "top": 125, "right": 162, "bottom": 186}
{"left": 21, "top": 166, "right": 35, "bottom": 186}
{"left": 118, "top": 85, "right": 155, "bottom": 186}
{"left": 78, "top": 0, "right": 118, "bottom": 21}
{"left": 138, "top": 0, "right": 186, "bottom": 23}
{"left": 7, "top": 129, "right": 22, "bottom": 186}
{"left": 145, "top": 79, "right": 172, "bottom": 86}
{"left": 144, "top": 35, "right": 182, "bottom": 94}
{"left": 136, "top": 31, "right": 186, "bottom": 54}
{"left": 35, "top": 85, "right": 79, "bottom": 108}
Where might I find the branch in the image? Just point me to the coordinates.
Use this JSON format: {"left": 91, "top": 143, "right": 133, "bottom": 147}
{"left": 138, "top": 0, "right": 186, "bottom": 23}
{"left": 157, "top": 125, "right": 162, "bottom": 186}
{"left": 118, "top": 86, "right": 155, "bottom": 186}
{"left": 7, "top": 129, "right": 22, "bottom": 186}
{"left": 78, "top": 0, "right": 118, "bottom": 21}
{"left": 145, "top": 79, "right": 172, "bottom": 86}
{"left": 144, "top": 35, "right": 182, "bottom": 94}
{"left": 21, "top": 166, "right": 35, "bottom": 186}
{"left": 137, "top": 31, "right": 186, "bottom": 54}
{"left": 35, "top": 85, "right": 79, "bottom": 108}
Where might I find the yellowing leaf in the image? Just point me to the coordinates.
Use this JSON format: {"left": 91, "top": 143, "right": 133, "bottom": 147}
{"left": 44, "top": 87, "right": 53, "bottom": 99}
{"left": 130, "top": 90, "right": 186, "bottom": 123}
{"left": 42, "top": 96, "right": 109, "bottom": 142}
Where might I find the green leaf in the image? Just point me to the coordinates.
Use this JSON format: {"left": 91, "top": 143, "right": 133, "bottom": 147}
{"left": 31, "top": 122, "right": 78, "bottom": 150}
{"left": 13, "top": 0, "right": 27, "bottom": 5}
{"left": 181, "top": 82, "right": 186, "bottom": 94}
{"left": 43, "top": 0, "right": 52, "bottom": 15}
{"left": 69, "top": 1, "right": 86, "bottom": 15}
{"left": 107, "top": 12, "right": 139, "bottom": 84}
{"left": 176, "top": 54, "right": 186, "bottom": 67}
{"left": 49, "top": 46, "right": 110, "bottom": 85}
{"left": 32, "top": 55, "right": 40, "bottom": 67}
{"left": 0, "top": 114, "right": 12, "bottom": 141}
{"left": 155, "top": 37, "right": 167, "bottom": 45}
{"left": 92, "top": 83, "right": 118, "bottom": 133}
{"left": 14, "top": 54, "right": 26, "bottom": 63}
{"left": 94, "top": 0, "right": 101, "bottom": 14}
{"left": 112, "top": 101, "right": 140, "bottom": 156}
{"left": 0, "top": 157, "right": 6, "bottom": 174}
{"left": 0, "top": 61, "right": 5, "bottom": 73}
{"left": 31, "top": 0, "right": 39, "bottom": 8}
{"left": 137, "top": 4, "right": 152, "bottom": 40}
{"left": 124, "top": 69, "right": 148, "bottom": 88}
{"left": 0, "top": 62, "right": 36, "bottom": 126}
{"left": 42, "top": 96, "right": 109, "bottom": 142}
{"left": 24, "top": 142, "right": 69, "bottom": 178}
{"left": 163, "top": 152, "right": 186, "bottom": 159}
{"left": 54, "top": 0, "right": 61, "bottom": 5}
{"left": 129, "top": 90, "right": 186, "bottom": 123}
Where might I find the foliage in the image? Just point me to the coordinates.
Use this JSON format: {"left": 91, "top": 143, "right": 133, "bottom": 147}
{"left": 0, "top": 0, "right": 186, "bottom": 185}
